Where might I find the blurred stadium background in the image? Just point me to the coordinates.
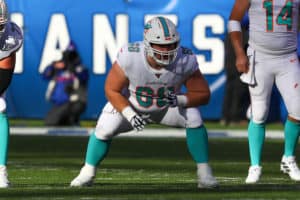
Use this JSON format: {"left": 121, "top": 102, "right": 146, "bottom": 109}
{"left": 6, "top": 0, "right": 292, "bottom": 122}
{"left": 2, "top": 1, "right": 300, "bottom": 199}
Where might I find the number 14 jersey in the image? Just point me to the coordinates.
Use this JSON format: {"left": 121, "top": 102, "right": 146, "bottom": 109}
{"left": 249, "top": 0, "right": 300, "bottom": 55}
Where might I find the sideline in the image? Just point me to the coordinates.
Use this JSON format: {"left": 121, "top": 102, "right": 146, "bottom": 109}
{"left": 10, "top": 127, "right": 284, "bottom": 139}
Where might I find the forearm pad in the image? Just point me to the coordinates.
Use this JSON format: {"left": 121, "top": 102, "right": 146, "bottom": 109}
{"left": 0, "top": 68, "right": 13, "bottom": 96}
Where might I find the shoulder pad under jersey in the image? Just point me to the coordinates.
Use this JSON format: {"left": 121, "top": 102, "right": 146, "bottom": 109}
{"left": 181, "top": 46, "right": 193, "bottom": 55}
{"left": 0, "top": 22, "right": 23, "bottom": 59}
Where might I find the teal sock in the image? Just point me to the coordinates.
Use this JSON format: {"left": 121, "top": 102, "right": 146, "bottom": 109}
{"left": 0, "top": 113, "right": 9, "bottom": 165}
{"left": 85, "top": 132, "right": 111, "bottom": 166}
{"left": 186, "top": 126, "right": 209, "bottom": 163}
{"left": 248, "top": 120, "right": 265, "bottom": 166}
{"left": 284, "top": 119, "right": 300, "bottom": 156}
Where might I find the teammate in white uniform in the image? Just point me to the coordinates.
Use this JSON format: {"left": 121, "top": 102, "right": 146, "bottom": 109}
{"left": 0, "top": 0, "right": 23, "bottom": 188}
{"left": 70, "top": 16, "right": 218, "bottom": 188}
{"left": 228, "top": 0, "right": 300, "bottom": 183}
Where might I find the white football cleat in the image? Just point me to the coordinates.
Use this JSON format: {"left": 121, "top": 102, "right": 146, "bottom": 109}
{"left": 245, "top": 165, "right": 262, "bottom": 184}
{"left": 197, "top": 163, "right": 219, "bottom": 188}
{"left": 280, "top": 155, "right": 300, "bottom": 181}
{"left": 0, "top": 166, "right": 10, "bottom": 188}
{"left": 70, "top": 164, "right": 96, "bottom": 187}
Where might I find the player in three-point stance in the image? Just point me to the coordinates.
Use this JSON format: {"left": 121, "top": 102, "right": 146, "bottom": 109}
{"left": 70, "top": 16, "right": 218, "bottom": 189}
{"left": 228, "top": 0, "right": 300, "bottom": 183}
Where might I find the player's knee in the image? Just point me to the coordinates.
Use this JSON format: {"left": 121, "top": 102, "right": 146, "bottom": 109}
{"left": 252, "top": 110, "right": 268, "bottom": 124}
{"left": 186, "top": 120, "right": 202, "bottom": 128}
{"left": 252, "top": 115, "right": 267, "bottom": 124}
{"left": 185, "top": 108, "right": 203, "bottom": 128}
{"left": 0, "top": 98, "right": 6, "bottom": 113}
{"left": 251, "top": 104, "right": 269, "bottom": 124}
{"left": 287, "top": 99, "right": 300, "bottom": 121}
{"left": 94, "top": 125, "right": 115, "bottom": 140}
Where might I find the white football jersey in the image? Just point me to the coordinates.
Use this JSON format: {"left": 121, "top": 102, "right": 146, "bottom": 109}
{"left": 0, "top": 22, "right": 23, "bottom": 59}
{"left": 116, "top": 42, "right": 198, "bottom": 113}
{"left": 249, "top": 0, "right": 300, "bottom": 55}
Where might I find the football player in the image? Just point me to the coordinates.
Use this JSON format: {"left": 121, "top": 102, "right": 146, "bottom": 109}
{"left": 0, "top": 0, "right": 23, "bottom": 188}
{"left": 228, "top": 0, "right": 300, "bottom": 183}
{"left": 70, "top": 16, "right": 218, "bottom": 188}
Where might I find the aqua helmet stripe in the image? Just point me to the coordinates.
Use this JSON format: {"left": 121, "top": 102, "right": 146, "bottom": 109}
{"left": 157, "top": 16, "right": 170, "bottom": 38}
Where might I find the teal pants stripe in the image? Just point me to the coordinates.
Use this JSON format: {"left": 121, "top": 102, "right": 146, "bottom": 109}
{"left": 284, "top": 119, "right": 300, "bottom": 156}
{"left": 0, "top": 113, "right": 9, "bottom": 165}
{"left": 248, "top": 120, "right": 265, "bottom": 166}
{"left": 186, "top": 126, "right": 209, "bottom": 163}
{"left": 85, "top": 132, "right": 111, "bottom": 166}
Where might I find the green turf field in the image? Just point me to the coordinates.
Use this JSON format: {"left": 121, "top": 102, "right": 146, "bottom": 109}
{"left": 1, "top": 135, "right": 300, "bottom": 199}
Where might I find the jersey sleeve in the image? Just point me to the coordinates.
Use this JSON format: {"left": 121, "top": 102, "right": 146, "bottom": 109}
{"left": 115, "top": 42, "right": 142, "bottom": 78}
{"left": 189, "top": 54, "right": 199, "bottom": 74}
{"left": 116, "top": 44, "right": 129, "bottom": 68}
{"left": 0, "top": 22, "right": 23, "bottom": 60}
{"left": 180, "top": 47, "right": 199, "bottom": 78}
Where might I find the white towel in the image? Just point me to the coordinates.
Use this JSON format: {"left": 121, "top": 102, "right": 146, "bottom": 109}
{"left": 45, "top": 80, "right": 56, "bottom": 101}
{"left": 240, "top": 47, "right": 256, "bottom": 86}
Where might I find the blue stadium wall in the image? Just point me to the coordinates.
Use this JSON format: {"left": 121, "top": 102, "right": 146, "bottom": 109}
{"left": 3, "top": 0, "right": 285, "bottom": 120}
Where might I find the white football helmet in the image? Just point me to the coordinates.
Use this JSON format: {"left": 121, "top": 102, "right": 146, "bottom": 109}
{"left": 144, "top": 16, "right": 180, "bottom": 66}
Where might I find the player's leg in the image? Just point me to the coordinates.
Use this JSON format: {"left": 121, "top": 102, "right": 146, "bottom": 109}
{"left": 276, "top": 52, "right": 300, "bottom": 181}
{"left": 70, "top": 102, "right": 132, "bottom": 187}
{"left": 245, "top": 51, "right": 274, "bottom": 184}
{"left": 186, "top": 126, "right": 218, "bottom": 188}
{"left": 161, "top": 107, "right": 218, "bottom": 188}
{"left": 44, "top": 104, "right": 69, "bottom": 126}
{"left": 0, "top": 69, "right": 13, "bottom": 96}
{"left": 0, "top": 69, "right": 14, "bottom": 188}
{"left": 68, "top": 101, "right": 86, "bottom": 126}
{"left": 0, "top": 97, "right": 9, "bottom": 188}
{"left": 70, "top": 132, "right": 111, "bottom": 187}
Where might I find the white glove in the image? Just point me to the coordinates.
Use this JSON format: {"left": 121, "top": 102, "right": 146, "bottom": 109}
{"left": 122, "top": 106, "right": 147, "bottom": 131}
{"left": 129, "top": 115, "right": 147, "bottom": 131}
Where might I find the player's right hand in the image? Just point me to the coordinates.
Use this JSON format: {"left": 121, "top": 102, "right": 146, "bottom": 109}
{"left": 235, "top": 53, "right": 249, "bottom": 73}
{"left": 129, "top": 114, "right": 147, "bottom": 131}
{"left": 122, "top": 106, "right": 147, "bottom": 132}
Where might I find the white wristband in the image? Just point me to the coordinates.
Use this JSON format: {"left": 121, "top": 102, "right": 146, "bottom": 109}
{"left": 121, "top": 106, "right": 136, "bottom": 122}
{"left": 227, "top": 20, "right": 242, "bottom": 33}
{"left": 177, "top": 95, "right": 188, "bottom": 107}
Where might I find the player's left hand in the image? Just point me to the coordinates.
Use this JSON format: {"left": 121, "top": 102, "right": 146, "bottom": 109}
{"left": 165, "top": 91, "right": 178, "bottom": 107}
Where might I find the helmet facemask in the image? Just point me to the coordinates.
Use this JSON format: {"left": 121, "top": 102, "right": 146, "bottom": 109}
{"left": 144, "top": 17, "right": 180, "bottom": 66}
{"left": 145, "top": 42, "right": 179, "bottom": 66}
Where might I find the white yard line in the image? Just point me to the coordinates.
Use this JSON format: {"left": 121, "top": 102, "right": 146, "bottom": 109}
{"left": 10, "top": 127, "right": 284, "bottom": 139}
